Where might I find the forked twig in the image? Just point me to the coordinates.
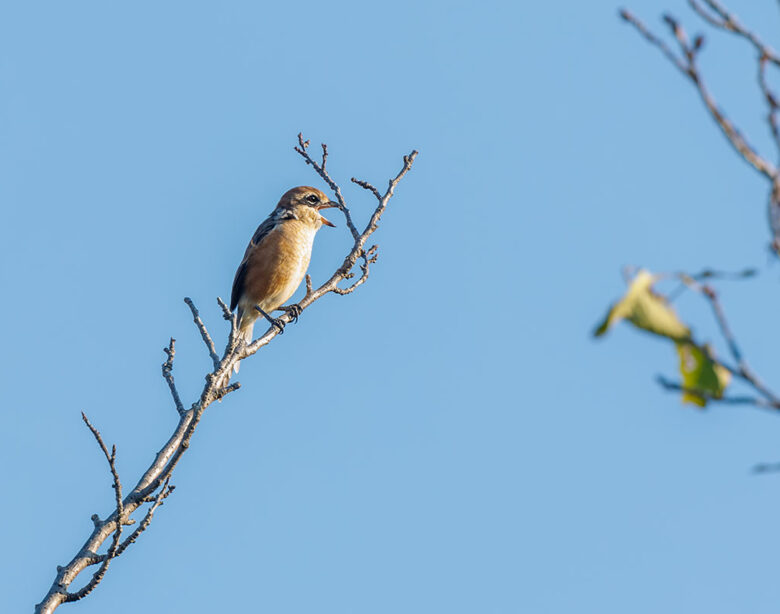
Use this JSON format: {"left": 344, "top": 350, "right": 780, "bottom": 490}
{"left": 674, "top": 275, "right": 780, "bottom": 407}
{"left": 162, "top": 338, "right": 185, "bottom": 415}
{"left": 184, "top": 297, "right": 220, "bottom": 369}
{"left": 619, "top": 8, "right": 776, "bottom": 178}
{"left": 621, "top": 2, "right": 780, "bottom": 251}
{"left": 65, "top": 415, "right": 125, "bottom": 602}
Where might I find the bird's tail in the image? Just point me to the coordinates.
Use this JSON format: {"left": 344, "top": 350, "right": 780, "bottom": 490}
{"left": 233, "top": 315, "right": 255, "bottom": 374}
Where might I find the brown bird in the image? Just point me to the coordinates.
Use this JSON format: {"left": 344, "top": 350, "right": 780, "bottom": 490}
{"left": 230, "top": 186, "right": 336, "bottom": 371}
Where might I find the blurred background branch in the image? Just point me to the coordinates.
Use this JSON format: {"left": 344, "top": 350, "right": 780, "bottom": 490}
{"left": 598, "top": 2, "right": 780, "bottom": 429}
{"left": 620, "top": 1, "right": 780, "bottom": 252}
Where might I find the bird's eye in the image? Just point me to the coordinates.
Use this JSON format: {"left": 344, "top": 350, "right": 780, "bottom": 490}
{"left": 306, "top": 194, "right": 319, "bottom": 204}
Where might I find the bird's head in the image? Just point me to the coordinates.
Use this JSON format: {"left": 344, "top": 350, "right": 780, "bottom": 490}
{"left": 277, "top": 186, "right": 337, "bottom": 229}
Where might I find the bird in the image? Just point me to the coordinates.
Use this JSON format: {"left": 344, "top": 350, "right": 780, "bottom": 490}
{"left": 229, "top": 186, "right": 337, "bottom": 372}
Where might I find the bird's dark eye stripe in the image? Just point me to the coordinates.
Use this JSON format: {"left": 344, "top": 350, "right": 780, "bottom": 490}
{"left": 306, "top": 194, "right": 319, "bottom": 203}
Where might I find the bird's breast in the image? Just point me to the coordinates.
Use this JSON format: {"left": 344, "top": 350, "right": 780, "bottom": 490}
{"left": 241, "top": 220, "right": 317, "bottom": 312}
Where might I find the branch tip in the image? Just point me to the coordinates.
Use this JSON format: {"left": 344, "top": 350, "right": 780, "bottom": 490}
{"left": 162, "top": 338, "right": 185, "bottom": 415}
{"left": 184, "top": 297, "right": 220, "bottom": 369}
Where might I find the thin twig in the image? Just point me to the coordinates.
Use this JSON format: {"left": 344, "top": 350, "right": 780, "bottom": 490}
{"left": 66, "top": 415, "right": 125, "bottom": 602}
{"left": 214, "top": 382, "right": 241, "bottom": 401}
{"left": 113, "top": 478, "right": 174, "bottom": 557}
{"left": 295, "top": 132, "right": 361, "bottom": 241}
{"left": 161, "top": 338, "right": 185, "bottom": 415}
{"left": 290, "top": 133, "right": 417, "bottom": 299}
{"left": 216, "top": 296, "right": 239, "bottom": 357}
{"left": 655, "top": 376, "right": 780, "bottom": 410}
{"left": 687, "top": 0, "right": 780, "bottom": 66}
{"left": 183, "top": 297, "right": 220, "bottom": 369}
{"left": 619, "top": 8, "right": 776, "bottom": 178}
{"left": 652, "top": 272, "right": 780, "bottom": 411}
{"left": 665, "top": 267, "right": 756, "bottom": 301}
{"left": 699, "top": 285, "right": 779, "bottom": 404}
{"left": 332, "top": 245, "right": 379, "bottom": 295}
{"left": 673, "top": 275, "right": 778, "bottom": 401}
{"left": 688, "top": 267, "right": 758, "bottom": 281}
{"left": 217, "top": 297, "right": 233, "bottom": 322}
{"left": 351, "top": 177, "right": 382, "bottom": 201}
{"left": 758, "top": 54, "right": 780, "bottom": 159}
{"left": 619, "top": 9, "right": 688, "bottom": 71}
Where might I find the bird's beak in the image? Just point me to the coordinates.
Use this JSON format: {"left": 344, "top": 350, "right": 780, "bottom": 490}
{"left": 316, "top": 200, "right": 338, "bottom": 228}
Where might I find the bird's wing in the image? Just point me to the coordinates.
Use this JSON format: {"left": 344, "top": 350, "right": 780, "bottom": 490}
{"left": 230, "top": 210, "right": 296, "bottom": 311}
{"left": 230, "top": 260, "right": 248, "bottom": 313}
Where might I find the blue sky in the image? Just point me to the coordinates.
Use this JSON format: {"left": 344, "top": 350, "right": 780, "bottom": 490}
{"left": 4, "top": 1, "right": 780, "bottom": 612}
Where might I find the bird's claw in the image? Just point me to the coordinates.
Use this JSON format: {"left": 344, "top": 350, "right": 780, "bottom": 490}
{"left": 279, "top": 303, "right": 302, "bottom": 324}
{"left": 255, "top": 306, "right": 286, "bottom": 334}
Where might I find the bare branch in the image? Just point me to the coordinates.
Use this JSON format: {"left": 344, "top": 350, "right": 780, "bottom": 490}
{"left": 620, "top": 8, "right": 777, "bottom": 178}
{"left": 351, "top": 177, "right": 382, "bottom": 201}
{"left": 35, "top": 136, "right": 417, "bottom": 613}
{"left": 665, "top": 266, "right": 758, "bottom": 302}
{"left": 619, "top": 9, "right": 688, "bottom": 71}
{"left": 304, "top": 274, "right": 313, "bottom": 299}
{"left": 675, "top": 275, "right": 780, "bottom": 406}
{"left": 214, "top": 381, "right": 241, "bottom": 401}
{"left": 113, "top": 478, "right": 174, "bottom": 557}
{"left": 687, "top": 267, "right": 757, "bottom": 281}
{"left": 161, "top": 338, "right": 185, "bottom": 415}
{"left": 217, "top": 297, "right": 233, "bottom": 322}
{"left": 332, "top": 263, "right": 370, "bottom": 295}
{"left": 687, "top": 0, "right": 780, "bottom": 66}
{"left": 622, "top": 2, "right": 780, "bottom": 250}
{"left": 183, "top": 297, "right": 220, "bottom": 369}
{"left": 295, "top": 132, "right": 361, "bottom": 242}
{"left": 216, "top": 296, "right": 239, "bottom": 357}
{"left": 626, "top": 269, "right": 780, "bottom": 414}
{"left": 656, "top": 376, "right": 780, "bottom": 410}
{"left": 758, "top": 55, "right": 780, "bottom": 159}
{"left": 36, "top": 414, "right": 197, "bottom": 613}
{"left": 700, "top": 286, "right": 743, "bottom": 365}
{"left": 65, "top": 415, "right": 125, "bottom": 602}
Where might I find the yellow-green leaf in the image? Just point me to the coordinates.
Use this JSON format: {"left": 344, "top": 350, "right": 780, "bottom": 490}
{"left": 676, "top": 342, "right": 731, "bottom": 407}
{"left": 593, "top": 270, "right": 690, "bottom": 341}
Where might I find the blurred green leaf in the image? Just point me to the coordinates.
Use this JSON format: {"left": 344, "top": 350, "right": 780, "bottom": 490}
{"left": 676, "top": 342, "right": 731, "bottom": 407}
{"left": 593, "top": 270, "right": 690, "bottom": 341}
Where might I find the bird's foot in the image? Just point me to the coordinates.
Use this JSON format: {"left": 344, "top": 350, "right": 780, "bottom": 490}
{"left": 278, "top": 303, "right": 302, "bottom": 324}
{"left": 255, "top": 306, "right": 286, "bottom": 334}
